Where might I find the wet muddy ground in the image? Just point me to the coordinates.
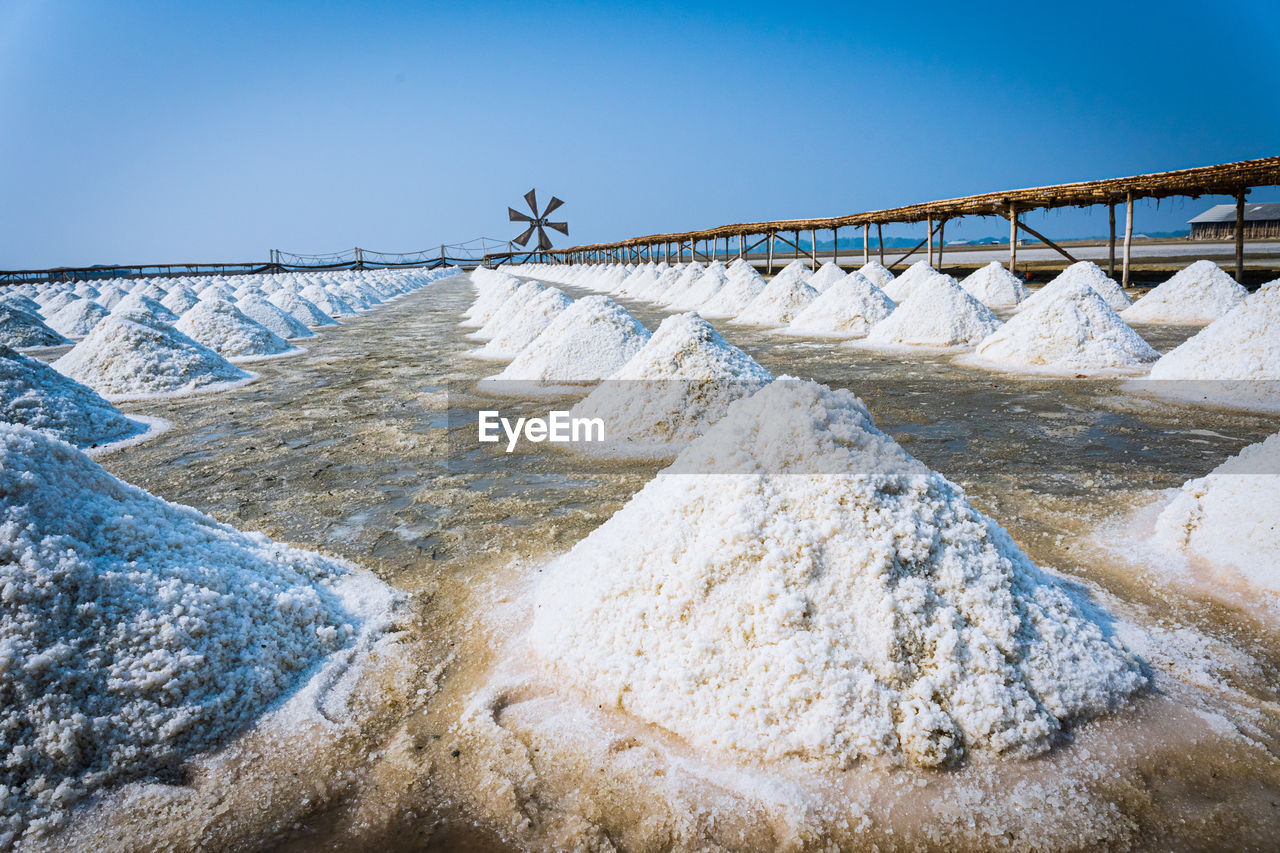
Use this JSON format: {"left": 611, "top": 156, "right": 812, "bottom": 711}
{"left": 90, "top": 273, "right": 1280, "bottom": 851}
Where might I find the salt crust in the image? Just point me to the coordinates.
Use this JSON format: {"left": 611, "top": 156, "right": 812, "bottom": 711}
{"left": 492, "top": 295, "right": 650, "bottom": 385}
{"left": 0, "top": 346, "right": 145, "bottom": 448}
{"left": 959, "top": 262, "right": 1030, "bottom": 309}
{"left": 864, "top": 273, "right": 1001, "bottom": 348}
{"left": 1150, "top": 432, "right": 1280, "bottom": 597}
{"left": 174, "top": 298, "right": 295, "bottom": 361}
{"left": 964, "top": 278, "right": 1158, "bottom": 376}
{"left": 0, "top": 306, "right": 69, "bottom": 349}
{"left": 52, "top": 311, "right": 250, "bottom": 401}
{"left": 531, "top": 380, "right": 1146, "bottom": 769}
{"left": 0, "top": 425, "right": 397, "bottom": 845}
{"left": 784, "top": 272, "right": 894, "bottom": 338}
{"left": 1120, "top": 260, "right": 1247, "bottom": 325}
{"left": 568, "top": 312, "right": 772, "bottom": 457}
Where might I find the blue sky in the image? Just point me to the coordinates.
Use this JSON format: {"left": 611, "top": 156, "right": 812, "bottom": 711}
{"left": 1, "top": 0, "right": 1278, "bottom": 267}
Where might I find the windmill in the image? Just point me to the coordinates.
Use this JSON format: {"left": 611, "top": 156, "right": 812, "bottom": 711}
{"left": 508, "top": 189, "right": 568, "bottom": 251}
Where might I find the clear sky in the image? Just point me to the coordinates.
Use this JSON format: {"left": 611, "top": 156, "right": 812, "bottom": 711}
{"left": 2, "top": 0, "right": 1278, "bottom": 268}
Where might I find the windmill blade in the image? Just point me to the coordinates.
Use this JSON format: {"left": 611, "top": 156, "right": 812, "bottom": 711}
{"left": 542, "top": 196, "right": 565, "bottom": 217}
{"left": 508, "top": 206, "right": 534, "bottom": 223}
{"left": 545, "top": 221, "right": 569, "bottom": 236}
{"left": 524, "top": 188, "right": 539, "bottom": 216}
{"left": 513, "top": 223, "right": 538, "bottom": 247}
{"left": 536, "top": 225, "right": 553, "bottom": 251}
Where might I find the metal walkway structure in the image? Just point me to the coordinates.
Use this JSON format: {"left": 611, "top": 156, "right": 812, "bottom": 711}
{"left": 516, "top": 156, "right": 1280, "bottom": 284}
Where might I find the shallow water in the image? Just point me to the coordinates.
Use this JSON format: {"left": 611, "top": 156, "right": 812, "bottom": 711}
{"left": 89, "top": 274, "right": 1280, "bottom": 851}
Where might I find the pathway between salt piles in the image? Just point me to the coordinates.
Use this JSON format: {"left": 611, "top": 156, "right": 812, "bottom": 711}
{"left": 92, "top": 272, "right": 1280, "bottom": 851}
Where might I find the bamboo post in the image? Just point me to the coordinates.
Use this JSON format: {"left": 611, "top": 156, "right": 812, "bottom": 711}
{"left": 1122, "top": 191, "right": 1134, "bottom": 288}
{"left": 793, "top": 230, "right": 800, "bottom": 262}
{"left": 926, "top": 217, "right": 934, "bottom": 267}
{"left": 877, "top": 223, "right": 884, "bottom": 264}
{"left": 1235, "top": 189, "right": 1246, "bottom": 281}
{"left": 1108, "top": 203, "right": 1117, "bottom": 278}
{"left": 937, "top": 220, "right": 945, "bottom": 269}
{"left": 810, "top": 228, "right": 818, "bottom": 266}
{"left": 863, "top": 224, "right": 869, "bottom": 264}
{"left": 832, "top": 227, "right": 839, "bottom": 267}
{"left": 1008, "top": 204, "right": 1017, "bottom": 272}
{"left": 767, "top": 231, "right": 774, "bottom": 274}
{"left": 739, "top": 234, "right": 745, "bottom": 259}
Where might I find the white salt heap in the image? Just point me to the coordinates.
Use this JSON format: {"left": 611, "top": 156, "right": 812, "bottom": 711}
{"left": 806, "top": 261, "right": 847, "bottom": 292}
{"left": 1151, "top": 432, "right": 1280, "bottom": 597}
{"left": 1140, "top": 282, "right": 1280, "bottom": 412}
{"left": 473, "top": 287, "right": 574, "bottom": 360}
{"left": 865, "top": 273, "right": 1001, "bottom": 348}
{"left": 668, "top": 267, "right": 728, "bottom": 311}
{"left": 160, "top": 286, "right": 201, "bottom": 316}
{"left": 1036, "top": 261, "right": 1131, "bottom": 312}
{"left": 175, "top": 298, "right": 295, "bottom": 361}
{"left": 235, "top": 294, "right": 315, "bottom": 340}
{"left": 698, "top": 266, "right": 767, "bottom": 318}
{"left": 0, "top": 305, "right": 70, "bottom": 348}
{"left": 111, "top": 292, "right": 178, "bottom": 325}
{"left": 858, "top": 260, "right": 895, "bottom": 290}
{"left": 959, "top": 262, "right": 1030, "bottom": 308}
{"left": 1120, "top": 260, "right": 1248, "bottom": 325}
{"left": 0, "top": 294, "right": 42, "bottom": 316}
{"left": 531, "top": 380, "right": 1145, "bottom": 769}
{"left": 882, "top": 261, "right": 937, "bottom": 303}
{"left": 53, "top": 310, "right": 250, "bottom": 400}
{"left": 0, "top": 346, "right": 145, "bottom": 448}
{"left": 472, "top": 281, "right": 549, "bottom": 341}
{"left": 967, "top": 278, "right": 1158, "bottom": 375}
{"left": 567, "top": 312, "right": 772, "bottom": 457}
{"left": 0, "top": 424, "right": 395, "bottom": 844}
{"left": 732, "top": 272, "right": 819, "bottom": 327}
{"left": 269, "top": 291, "right": 338, "bottom": 328}
{"left": 494, "top": 296, "right": 649, "bottom": 385}
{"left": 785, "top": 271, "right": 894, "bottom": 338}
{"left": 44, "top": 299, "right": 110, "bottom": 339}
{"left": 299, "top": 285, "right": 355, "bottom": 318}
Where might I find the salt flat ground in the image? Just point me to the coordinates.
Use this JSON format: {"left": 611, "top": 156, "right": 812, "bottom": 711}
{"left": 75, "top": 273, "right": 1280, "bottom": 851}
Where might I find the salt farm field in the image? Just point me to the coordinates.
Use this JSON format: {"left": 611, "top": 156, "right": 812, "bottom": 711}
{"left": 23, "top": 269, "right": 1274, "bottom": 850}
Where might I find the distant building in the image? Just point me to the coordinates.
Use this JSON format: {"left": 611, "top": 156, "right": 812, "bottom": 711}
{"left": 1188, "top": 202, "right": 1280, "bottom": 239}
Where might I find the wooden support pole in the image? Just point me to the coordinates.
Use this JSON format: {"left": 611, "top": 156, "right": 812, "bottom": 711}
{"left": 810, "top": 228, "right": 818, "bottom": 266}
{"left": 1006, "top": 216, "right": 1078, "bottom": 264}
{"left": 877, "top": 223, "right": 883, "bottom": 264}
{"left": 1122, "top": 191, "right": 1133, "bottom": 288}
{"left": 739, "top": 234, "right": 745, "bottom": 259}
{"left": 1235, "top": 188, "right": 1246, "bottom": 281}
{"left": 926, "top": 217, "right": 934, "bottom": 267}
{"left": 794, "top": 230, "right": 800, "bottom": 262}
{"left": 937, "top": 220, "right": 946, "bottom": 269}
{"left": 863, "top": 224, "right": 869, "bottom": 265}
{"left": 832, "top": 227, "right": 839, "bottom": 267}
{"left": 887, "top": 236, "right": 930, "bottom": 270}
{"left": 1008, "top": 204, "right": 1017, "bottom": 272}
{"left": 1108, "top": 203, "right": 1117, "bottom": 278}
{"left": 767, "top": 231, "right": 774, "bottom": 275}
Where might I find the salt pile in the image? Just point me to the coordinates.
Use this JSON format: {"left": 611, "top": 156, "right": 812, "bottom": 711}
{"left": 95, "top": 285, "right": 128, "bottom": 310}
{"left": 53, "top": 310, "right": 250, "bottom": 400}
{"left": 959, "top": 262, "right": 1030, "bottom": 308}
{"left": 784, "top": 271, "right": 894, "bottom": 338}
{"left": 299, "top": 285, "right": 356, "bottom": 318}
{"left": 859, "top": 260, "right": 895, "bottom": 290}
{"left": 0, "top": 294, "right": 42, "bottom": 315}
{"left": 1037, "top": 261, "right": 1131, "bottom": 312}
{"left": 0, "top": 305, "right": 70, "bottom": 348}
{"left": 464, "top": 270, "right": 523, "bottom": 328}
{"left": 699, "top": 266, "right": 767, "bottom": 318}
{"left": 1150, "top": 432, "right": 1280, "bottom": 596}
{"left": 160, "top": 286, "right": 201, "bottom": 316}
{"left": 567, "top": 312, "right": 772, "bottom": 457}
{"left": 472, "top": 281, "right": 551, "bottom": 341}
{"left": 1139, "top": 282, "right": 1280, "bottom": 412}
{"left": 0, "top": 346, "right": 145, "bottom": 448}
{"left": 44, "top": 299, "right": 110, "bottom": 339}
{"left": 37, "top": 291, "right": 79, "bottom": 316}
{"left": 865, "top": 273, "right": 1001, "bottom": 348}
{"left": 531, "top": 380, "right": 1145, "bottom": 768}
{"left": 882, "top": 260, "right": 937, "bottom": 303}
{"left": 806, "top": 261, "right": 847, "bottom": 292}
{"left": 732, "top": 273, "right": 819, "bottom": 327}
{"left": 473, "top": 287, "right": 574, "bottom": 360}
{"left": 269, "top": 291, "right": 338, "bottom": 328}
{"left": 112, "top": 292, "right": 179, "bottom": 325}
{"left": 1120, "top": 260, "right": 1247, "bottom": 325}
{"left": 493, "top": 296, "right": 649, "bottom": 386}
{"left": 966, "top": 278, "right": 1158, "bottom": 375}
{"left": 668, "top": 267, "right": 729, "bottom": 311}
{"left": 235, "top": 293, "right": 315, "bottom": 340}
{"left": 175, "top": 298, "right": 295, "bottom": 361}
{"left": 0, "top": 424, "right": 395, "bottom": 844}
